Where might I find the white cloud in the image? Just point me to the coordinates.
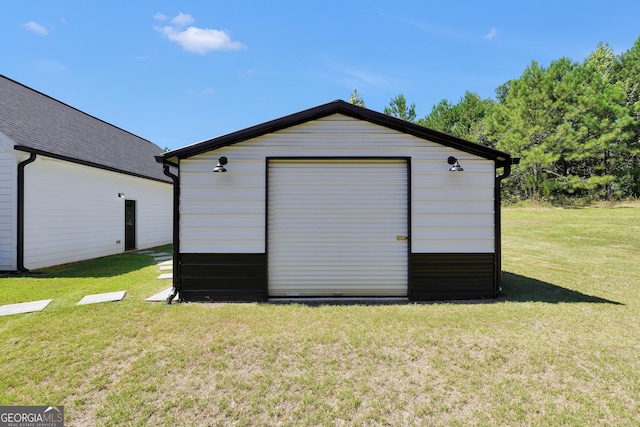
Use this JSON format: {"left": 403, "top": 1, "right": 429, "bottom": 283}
{"left": 318, "top": 55, "right": 402, "bottom": 91}
{"left": 327, "top": 67, "right": 402, "bottom": 92}
{"left": 34, "top": 59, "right": 68, "bottom": 74}
{"left": 170, "top": 12, "right": 194, "bottom": 27}
{"left": 188, "top": 87, "right": 216, "bottom": 95}
{"left": 153, "top": 12, "right": 168, "bottom": 21}
{"left": 155, "top": 13, "right": 245, "bottom": 55}
{"left": 380, "top": 13, "right": 464, "bottom": 41}
{"left": 341, "top": 67, "right": 398, "bottom": 89}
{"left": 22, "top": 21, "right": 48, "bottom": 36}
{"left": 484, "top": 28, "right": 498, "bottom": 40}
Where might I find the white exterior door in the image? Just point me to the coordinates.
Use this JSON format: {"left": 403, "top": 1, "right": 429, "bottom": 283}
{"left": 268, "top": 159, "right": 409, "bottom": 297}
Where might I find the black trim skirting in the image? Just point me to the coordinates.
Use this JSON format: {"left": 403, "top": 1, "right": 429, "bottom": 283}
{"left": 180, "top": 253, "right": 267, "bottom": 302}
{"left": 410, "top": 253, "right": 496, "bottom": 300}
{"left": 179, "top": 252, "right": 496, "bottom": 302}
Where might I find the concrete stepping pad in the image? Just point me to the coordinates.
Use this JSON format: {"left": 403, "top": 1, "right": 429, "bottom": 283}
{"left": 77, "top": 291, "right": 126, "bottom": 305}
{"left": 146, "top": 287, "right": 178, "bottom": 302}
{"left": 159, "top": 265, "right": 173, "bottom": 271}
{"left": 0, "top": 299, "right": 53, "bottom": 316}
{"left": 154, "top": 255, "right": 172, "bottom": 262}
{"left": 157, "top": 273, "right": 173, "bottom": 280}
{"left": 158, "top": 260, "right": 173, "bottom": 266}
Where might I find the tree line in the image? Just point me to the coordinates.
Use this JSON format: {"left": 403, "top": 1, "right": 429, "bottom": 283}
{"left": 351, "top": 37, "right": 640, "bottom": 203}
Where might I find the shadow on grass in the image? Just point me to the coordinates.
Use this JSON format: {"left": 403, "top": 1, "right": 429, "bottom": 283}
{"left": 500, "top": 272, "right": 622, "bottom": 304}
{"left": 2, "top": 252, "right": 159, "bottom": 279}
{"left": 279, "top": 273, "right": 624, "bottom": 306}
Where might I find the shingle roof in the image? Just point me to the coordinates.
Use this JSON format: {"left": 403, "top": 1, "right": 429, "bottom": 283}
{"left": 0, "top": 75, "right": 169, "bottom": 183}
{"left": 163, "top": 99, "right": 513, "bottom": 167}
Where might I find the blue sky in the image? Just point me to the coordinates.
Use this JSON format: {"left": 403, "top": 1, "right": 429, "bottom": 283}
{"left": 2, "top": 1, "right": 639, "bottom": 151}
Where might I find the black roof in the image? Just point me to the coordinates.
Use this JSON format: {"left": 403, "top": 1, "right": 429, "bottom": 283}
{"left": 0, "top": 75, "right": 169, "bottom": 183}
{"left": 163, "top": 99, "right": 512, "bottom": 167}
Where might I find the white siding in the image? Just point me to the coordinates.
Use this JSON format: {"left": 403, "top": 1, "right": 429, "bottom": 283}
{"left": 268, "top": 159, "right": 408, "bottom": 297}
{"left": 179, "top": 114, "right": 495, "bottom": 254}
{"left": 0, "top": 133, "right": 17, "bottom": 271}
{"left": 411, "top": 158, "right": 495, "bottom": 252}
{"left": 23, "top": 156, "right": 172, "bottom": 270}
{"left": 179, "top": 160, "right": 265, "bottom": 253}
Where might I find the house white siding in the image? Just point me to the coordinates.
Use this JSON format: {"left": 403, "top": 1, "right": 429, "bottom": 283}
{"left": 179, "top": 114, "right": 495, "bottom": 255}
{"left": 23, "top": 155, "right": 171, "bottom": 270}
{"left": 0, "top": 133, "right": 17, "bottom": 271}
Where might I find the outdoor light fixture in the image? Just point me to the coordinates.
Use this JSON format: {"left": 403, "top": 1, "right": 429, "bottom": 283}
{"left": 447, "top": 156, "right": 464, "bottom": 172}
{"left": 118, "top": 193, "right": 125, "bottom": 198}
{"left": 213, "top": 156, "right": 228, "bottom": 173}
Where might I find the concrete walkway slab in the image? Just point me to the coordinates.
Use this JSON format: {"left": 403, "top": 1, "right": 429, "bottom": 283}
{"left": 157, "top": 273, "right": 173, "bottom": 280}
{"left": 158, "top": 260, "right": 173, "bottom": 266}
{"left": 0, "top": 299, "right": 53, "bottom": 316}
{"left": 146, "top": 251, "right": 169, "bottom": 256}
{"left": 159, "top": 265, "right": 173, "bottom": 271}
{"left": 77, "top": 291, "right": 126, "bottom": 305}
{"left": 146, "top": 287, "right": 178, "bottom": 302}
{"left": 154, "top": 255, "right": 172, "bottom": 262}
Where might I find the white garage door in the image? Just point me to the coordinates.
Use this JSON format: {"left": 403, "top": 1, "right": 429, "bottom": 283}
{"left": 268, "top": 159, "right": 409, "bottom": 297}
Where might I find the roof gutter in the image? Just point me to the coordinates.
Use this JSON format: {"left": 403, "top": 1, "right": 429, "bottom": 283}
{"left": 161, "top": 161, "right": 181, "bottom": 304}
{"left": 14, "top": 145, "right": 171, "bottom": 184}
{"left": 494, "top": 157, "right": 520, "bottom": 296}
{"left": 17, "top": 152, "right": 37, "bottom": 272}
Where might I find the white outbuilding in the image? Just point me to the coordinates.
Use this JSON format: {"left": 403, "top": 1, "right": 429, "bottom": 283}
{"left": 0, "top": 75, "right": 172, "bottom": 272}
{"left": 160, "top": 100, "right": 517, "bottom": 302}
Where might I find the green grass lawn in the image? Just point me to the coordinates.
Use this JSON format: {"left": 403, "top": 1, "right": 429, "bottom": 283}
{"left": 1, "top": 206, "right": 639, "bottom": 426}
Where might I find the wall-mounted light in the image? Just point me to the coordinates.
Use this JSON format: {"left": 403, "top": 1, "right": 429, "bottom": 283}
{"left": 447, "top": 156, "right": 464, "bottom": 172}
{"left": 118, "top": 193, "right": 125, "bottom": 198}
{"left": 213, "top": 156, "right": 228, "bottom": 173}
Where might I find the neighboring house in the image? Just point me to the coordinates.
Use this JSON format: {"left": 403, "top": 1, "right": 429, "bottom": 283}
{"left": 159, "top": 100, "right": 517, "bottom": 302}
{"left": 0, "top": 75, "right": 172, "bottom": 272}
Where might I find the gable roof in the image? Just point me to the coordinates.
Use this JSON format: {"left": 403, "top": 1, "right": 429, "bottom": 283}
{"left": 0, "top": 75, "right": 169, "bottom": 183}
{"left": 162, "top": 99, "right": 513, "bottom": 167}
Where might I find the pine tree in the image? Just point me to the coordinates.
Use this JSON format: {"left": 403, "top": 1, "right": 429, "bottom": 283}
{"left": 384, "top": 94, "right": 416, "bottom": 122}
{"left": 616, "top": 37, "right": 640, "bottom": 197}
{"left": 349, "top": 89, "right": 365, "bottom": 107}
{"left": 418, "top": 92, "right": 494, "bottom": 145}
{"left": 488, "top": 61, "right": 566, "bottom": 202}
{"left": 566, "top": 43, "right": 634, "bottom": 200}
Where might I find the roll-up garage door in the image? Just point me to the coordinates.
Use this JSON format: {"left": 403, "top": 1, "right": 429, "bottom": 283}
{"left": 268, "top": 159, "right": 409, "bottom": 297}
